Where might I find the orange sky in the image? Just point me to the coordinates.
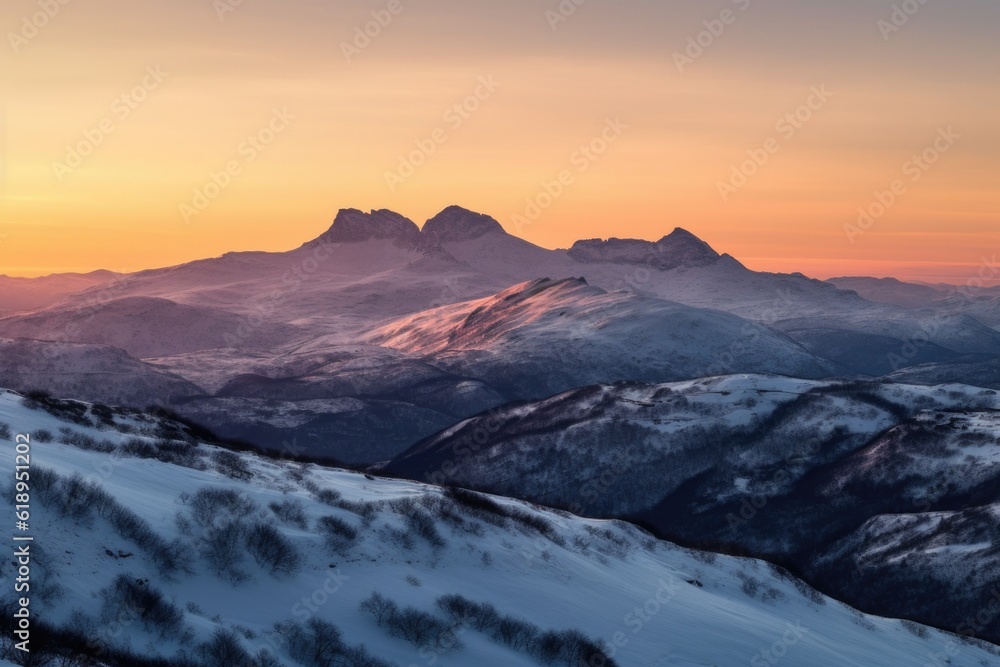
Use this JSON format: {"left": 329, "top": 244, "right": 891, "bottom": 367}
{"left": 1, "top": 0, "right": 997, "bottom": 283}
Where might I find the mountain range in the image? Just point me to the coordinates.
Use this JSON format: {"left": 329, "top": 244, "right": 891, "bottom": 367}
{"left": 2, "top": 205, "right": 998, "bottom": 463}
{"left": 3, "top": 205, "right": 1000, "bottom": 665}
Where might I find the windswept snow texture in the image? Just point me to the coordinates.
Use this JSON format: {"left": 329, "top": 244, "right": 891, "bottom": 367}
{"left": 1, "top": 390, "right": 998, "bottom": 666}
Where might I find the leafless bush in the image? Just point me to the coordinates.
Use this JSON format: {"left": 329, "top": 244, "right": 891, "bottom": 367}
{"left": 360, "top": 592, "right": 398, "bottom": 626}
{"left": 405, "top": 508, "right": 446, "bottom": 549}
{"left": 120, "top": 437, "right": 158, "bottom": 459}
{"left": 189, "top": 488, "right": 259, "bottom": 528}
{"left": 99, "top": 575, "right": 185, "bottom": 639}
{"left": 491, "top": 616, "right": 540, "bottom": 651}
{"left": 314, "top": 488, "right": 343, "bottom": 506}
{"left": 244, "top": 522, "right": 301, "bottom": 577}
{"left": 203, "top": 520, "right": 249, "bottom": 583}
{"left": 276, "top": 617, "right": 393, "bottom": 667}
{"left": 384, "top": 607, "right": 452, "bottom": 650}
{"left": 198, "top": 628, "right": 255, "bottom": 667}
{"left": 269, "top": 499, "right": 308, "bottom": 530}
{"left": 900, "top": 619, "right": 930, "bottom": 638}
{"left": 317, "top": 516, "right": 358, "bottom": 555}
{"left": 335, "top": 499, "right": 381, "bottom": 525}
{"left": 435, "top": 594, "right": 499, "bottom": 632}
{"left": 212, "top": 450, "right": 254, "bottom": 480}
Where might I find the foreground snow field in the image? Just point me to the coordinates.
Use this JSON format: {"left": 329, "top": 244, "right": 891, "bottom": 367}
{"left": 2, "top": 389, "right": 999, "bottom": 666}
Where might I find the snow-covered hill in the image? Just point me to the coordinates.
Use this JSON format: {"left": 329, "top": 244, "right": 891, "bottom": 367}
{"left": 828, "top": 276, "right": 1000, "bottom": 328}
{"left": 7, "top": 207, "right": 999, "bottom": 374}
{"left": 369, "top": 277, "right": 834, "bottom": 397}
{"left": 2, "top": 206, "right": 999, "bottom": 463}
{"left": 2, "top": 389, "right": 998, "bottom": 666}
{"left": 0, "top": 269, "right": 119, "bottom": 316}
{"left": 0, "top": 339, "right": 203, "bottom": 407}
{"left": 383, "top": 374, "right": 1000, "bottom": 644}
{"left": 887, "top": 358, "right": 1000, "bottom": 390}
{"left": 0, "top": 297, "right": 301, "bottom": 359}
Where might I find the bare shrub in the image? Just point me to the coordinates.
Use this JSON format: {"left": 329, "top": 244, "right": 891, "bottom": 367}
{"left": 244, "top": 522, "right": 301, "bottom": 577}
{"left": 491, "top": 616, "right": 540, "bottom": 651}
{"left": 189, "top": 488, "right": 259, "bottom": 528}
{"left": 359, "top": 592, "right": 398, "bottom": 626}
{"left": 99, "top": 575, "right": 184, "bottom": 639}
{"left": 384, "top": 607, "right": 452, "bottom": 649}
{"left": 212, "top": 450, "right": 254, "bottom": 480}
{"left": 318, "top": 516, "right": 358, "bottom": 555}
{"left": 269, "top": 499, "right": 308, "bottom": 530}
{"left": 198, "top": 628, "right": 255, "bottom": 667}
{"left": 203, "top": 520, "right": 249, "bottom": 583}
{"left": 405, "top": 508, "right": 446, "bottom": 549}
{"left": 436, "top": 594, "right": 499, "bottom": 632}
{"left": 276, "top": 617, "right": 393, "bottom": 667}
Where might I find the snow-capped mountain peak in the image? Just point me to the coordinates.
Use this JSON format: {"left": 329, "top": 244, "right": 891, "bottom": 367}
{"left": 422, "top": 205, "right": 507, "bottom": 242}
{"left": 567, "top": 227, "right": 722, "bottom": 270}
{"left": 308, "top": 208, "right": 421, "bottom": 245}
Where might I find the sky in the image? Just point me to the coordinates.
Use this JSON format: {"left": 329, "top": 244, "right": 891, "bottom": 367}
{"left": 1, "top": 0, "right": 997, "bottom": 283}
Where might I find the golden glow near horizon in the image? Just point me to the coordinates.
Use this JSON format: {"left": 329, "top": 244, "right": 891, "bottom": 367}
{"left": 1, "top": 0, "right": 997, "bottom": 283}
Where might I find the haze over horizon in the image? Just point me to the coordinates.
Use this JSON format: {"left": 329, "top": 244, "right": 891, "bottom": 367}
{"left": 2, "top": 0, "right": 997, "bottom": 284}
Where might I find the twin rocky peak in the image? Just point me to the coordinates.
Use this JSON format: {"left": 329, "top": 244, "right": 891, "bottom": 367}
{"left": 309, "top": 205, "right": 723, "bottom": 270}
